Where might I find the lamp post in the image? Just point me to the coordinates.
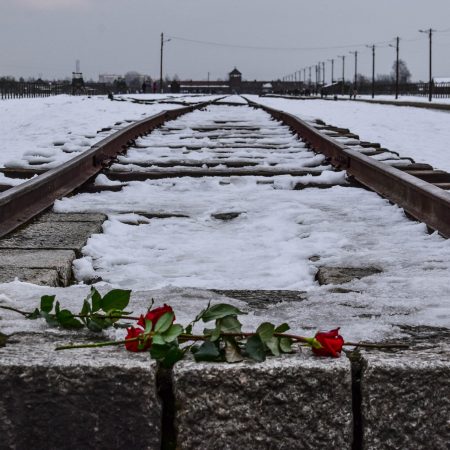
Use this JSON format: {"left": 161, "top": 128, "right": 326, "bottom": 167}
{"left": 419, "top": 28, "right": 435, "bottom": 102}
{"left": 328, "top": 59, "right": 334, "bottom": 84}
{"left": 366, "top": 45, "right": 376, "bottom": 98}
{"left": 160, "top": 32, "right": 171, "bottom": 93}
{"left": 349, "top": 51, "right": 358, "bottom": 94}
{"left": 338, "top": 55, "right": 345, "bottom": 96}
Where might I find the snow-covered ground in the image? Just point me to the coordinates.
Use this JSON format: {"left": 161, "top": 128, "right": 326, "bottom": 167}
{"left": 0, "top": 94, "right": 213, "bottom": 185}
{"left": 118, "top": 93, "right": 223, "bottom": 104}
{"left": 356, "top": 94, "right": 450, "bottom": 105}
{"left": 250, "top": 95, "right": 450, "bottom": 173}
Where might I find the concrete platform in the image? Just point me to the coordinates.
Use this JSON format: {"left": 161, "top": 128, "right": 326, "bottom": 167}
{"left": 0, "top": 249, "right": 75, "bottom": 286}
{"left": 172, "top": 355, "right": 353, "bottom": 450}
{"left": 360, "top": 345, "right": 450, "bottom": 450}
{"left": 0, "top": 332, "right": 161, "bottom": 450}
{"left": 0, "top": 212, "right": 106, "bottom": 286}
{"left": 0, "top": 287, "right": 449, "bottom": 449}
{"left": 0, "top": 221, "right": 102, "bottom": 252}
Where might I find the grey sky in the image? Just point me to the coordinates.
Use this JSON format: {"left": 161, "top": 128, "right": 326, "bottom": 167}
{"left": 1, "top": 0, "right": 450, "bottom": 82}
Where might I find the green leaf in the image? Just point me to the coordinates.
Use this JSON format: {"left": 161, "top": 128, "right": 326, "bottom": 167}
{"left": 257, "top": 322, "right": 275, "bottom": 344}
{"left": 27, "top": 308, "right": 41, "bottom": 320}
{"left": 224, "top": 338, "right": 244, "bottom": 363}
{"left": 161, "top": 324, "right": 183, "bottom": 343}
{"left": 154, "top": 312, "right": 174, "bottom": 333}
{"left": 280, "top": 337, "right": 293, "bottom": 353}
{"left": 0, "top": 332, "right": 8, "bottom": 348}
{"left": 55, "top": 301, "right": 61, "bottom": 315}
{"left": 185, "top": 324, "right": 193, "bottom": 335}
{"left": 211, "top": 326, "right": 221, "bottom": 342}
{"left": 40, "top": 311, "right": 59, "bottom": 327}
{"left": 274, "top": 323, "right": 290, "bottom": 334}
{"left": 40, "top": 295, "right": 55, "bottom": 313}
{"left": 86, "top": 318, "right": 106, "bottom": 332}
{"left": 203, "top": 327, "right": 221, "bottom": 341}
{"left": 245, "top": 335, "right": 266, "bottom": 362}
{"left": 266, "top": 336, "right": 280, "bottom": 356}
{"left": 152, "top": 334, "right": 166, "bottom": 346}
{"left": 201, "top": 304, "right": 246, "bottom": 323}
{"left": 106, "top": 309, "right": 124, "bottom": 323}
{"left": 144, "top": 319, "right": 153, "bottom": 334}
{"left": 91, "top": 288, "right": 102, "bottom": 313}
{"left": 150, "top": 343, "right": 172, "bottom": 360}
{"left": 80, "top": 299, "right": 91, "bottom": 321}
{"left": 56, "top": 309, "right": 84, "bottom": 329}
{"left": 194, "top": 341, "right": 220, "bottom": 362}
{"left": 150, "top": 343, "right": 184, "bottom": 368}
{"left": 100, "top": 289, "right": 131, "bottom": 312}
{"left": 160, "top": 346, "right": 185, "bottom": 368}
{"left": 218, "top": 315, "right": 242, "bottom": 334}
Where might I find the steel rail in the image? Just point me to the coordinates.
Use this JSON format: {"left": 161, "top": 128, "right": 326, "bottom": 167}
{"left": 0, "top": 102, "right": 210, "bottom": 238}
{"left": 246, "top": 98, "right": 450, "bottom": 238}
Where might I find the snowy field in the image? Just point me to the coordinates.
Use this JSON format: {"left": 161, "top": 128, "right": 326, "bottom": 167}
{"left": 356, "top": 94, "right": 450, "bottom": 105}
{"left": 250, "top": 95, "right": 450, "bottom": 173}
{"left": 0, "top": 95, "right": 449, "bottom": 344}
{"left": 0, "top": 94, "right": 221, "bottom": 186}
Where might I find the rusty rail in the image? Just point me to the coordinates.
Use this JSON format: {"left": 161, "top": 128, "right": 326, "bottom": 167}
{"left": 0, "top": 102, "right": 210, "bottom": 238}
{"left": 246, "top": 98, "right": 450, "bottom": 238}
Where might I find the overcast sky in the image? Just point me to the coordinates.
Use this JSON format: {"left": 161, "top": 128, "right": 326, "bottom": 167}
{"left": 1, "top": 0, "right": 450, "bottom": 82}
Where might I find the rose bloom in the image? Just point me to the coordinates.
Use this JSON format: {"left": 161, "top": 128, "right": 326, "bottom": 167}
{"left": 125, "top": 326, "right": 149, "bottom": 352}
{"left": 312, "top": 328, "right": 344, "bottom": 357}
{"left": 125, "top": 304, "right": 175, "bottom": 352}
{"left": 137, "top": 304, "right": 175, "bottom": 329}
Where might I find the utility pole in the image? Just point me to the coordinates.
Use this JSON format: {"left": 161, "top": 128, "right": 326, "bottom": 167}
{"left": 308, "top": 66, "right": 312, "bottom": 88}
{"left": 389, "top": 37, "right": 400, "bottom": 99}
{"left": 328, "top": 59, "right": 334, "bottom": 84}
{"left": 315, "top": 65, "right": 319, "bottom": 92}
{"left": 420, "top": 28, "right": 435, "bottom": 102}
{"left": 160, "top": 33, "right": 172, "bottom": 93}
{"left": 349, "top": 51, "right": 358, "bottom": 93}
{"left": 339, "top": 55, "right": 345, "bottom": 96}
{"left": 160, "top": 33, "right": 164, "bottom": 93}
{"left": 322, "top": 62, "right": 325, "bottom": 85}
{"left": 367, "top": 45, "right": 376, "bottom": 98}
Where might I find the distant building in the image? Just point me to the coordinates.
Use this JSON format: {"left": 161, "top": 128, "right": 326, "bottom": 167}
{"left": 99, "top": 74, "right": 121, "bottom": 84}
{"left": 178, "top": 68, "right": 300, "bottom": 95}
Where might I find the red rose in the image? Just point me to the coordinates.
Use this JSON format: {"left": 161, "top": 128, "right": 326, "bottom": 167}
{"left": 125, "top": 326, "right": 150, "bottom": 352}
{"left": 312, "top": 328, "right": 344, "bottom": 357}
{"left": 137, "top": 304, "right": 175, "bottom": 329}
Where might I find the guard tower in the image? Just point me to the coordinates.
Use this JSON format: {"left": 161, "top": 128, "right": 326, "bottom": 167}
{"left": 71, "top": 59, "right": 85, "bottom": 95}
{"left": 229, "top": 67, "right": 242, "bottom": 92}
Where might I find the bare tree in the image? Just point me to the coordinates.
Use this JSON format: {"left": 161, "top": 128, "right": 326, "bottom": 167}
{"left": 391, "top": 59, "right": 411, "bottom": 83}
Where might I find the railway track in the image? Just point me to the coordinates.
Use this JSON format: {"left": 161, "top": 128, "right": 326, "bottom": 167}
{"left": 1, "top": 95, "right": 450, "bottom": 286}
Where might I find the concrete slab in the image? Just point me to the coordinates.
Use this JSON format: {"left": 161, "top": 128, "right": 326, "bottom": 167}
{"left": 0, "top": 332, "right": 161, "bottom": 450}
{"left": 35, "top": 212, "right": 107, "bottom": 223}
{"left": 0, "top": 221, "right": 102, "bottom": 253}
{"left": 360, "top": 345, "right": 450, "bottom": 450}
{"left": 172, "top": 353, "right": 352, "bottom": 450}
{"left": 0, "top": 249, "right": 75, "bottom": 286}
{"left": 211, "top": 289, "right": 307, "bottom": 309}
{"left": 0, "top": 267, "right": 60, "bottom": 286}
{"left": 315, "top": 266, "right": 382, "bottom": 285}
